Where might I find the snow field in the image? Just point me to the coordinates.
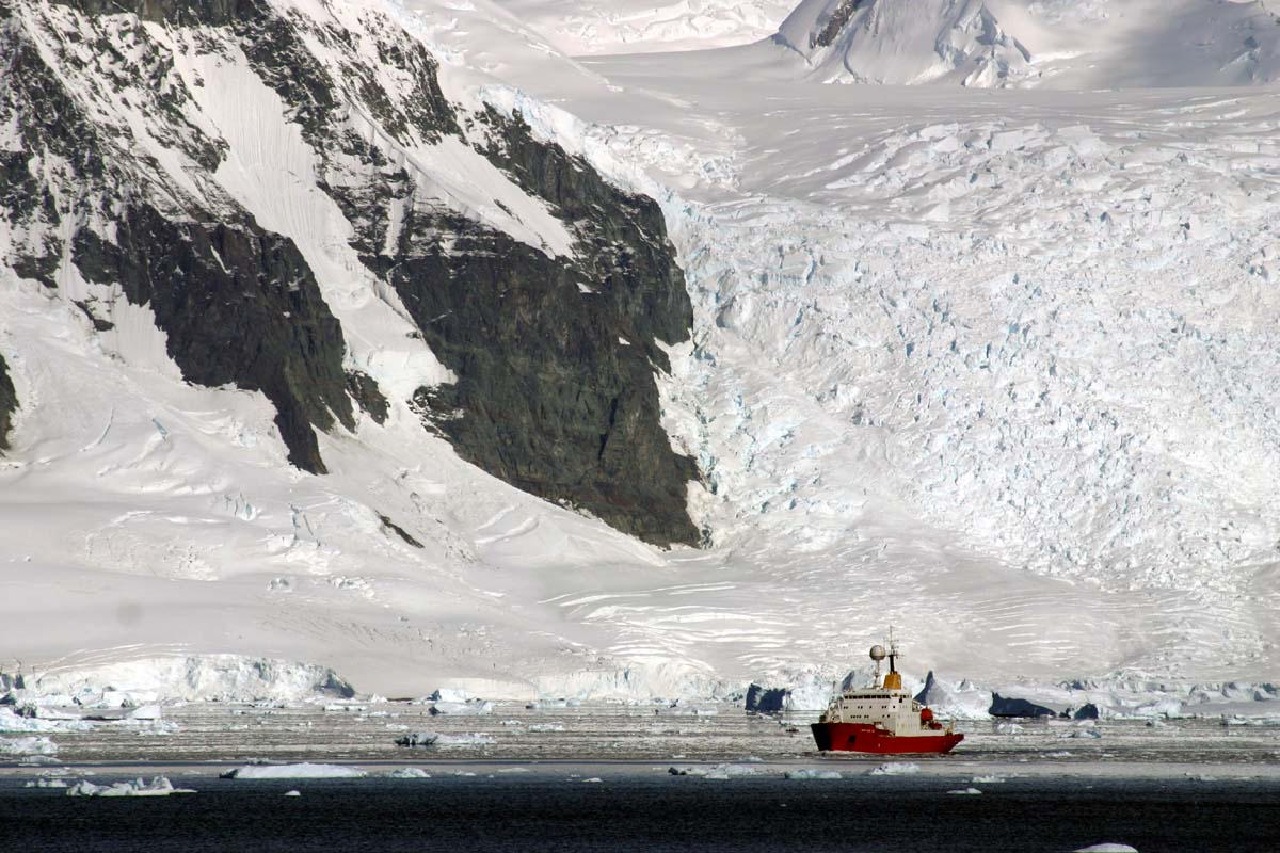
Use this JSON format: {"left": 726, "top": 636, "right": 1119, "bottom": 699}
{"left": 490, "top": 0, "right": 795, "bottom": 55}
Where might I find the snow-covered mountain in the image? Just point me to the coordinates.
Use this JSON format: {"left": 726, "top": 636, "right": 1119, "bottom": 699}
{"left": 2, "top": 0, "right": 1279, "bottom": 713}
{"left": 775, "top": 0, "right": 1280, "bottom": 87}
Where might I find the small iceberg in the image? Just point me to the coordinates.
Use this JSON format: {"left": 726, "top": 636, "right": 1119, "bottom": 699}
{"left": 0, "top": 736, "right": 58, "bottom": 756}
{"left": 869, "top": 762, "right": 920, "bottom": 775}
{"left": 67, "top": 776, "right": 194, "bottom": 796}
{"left": 669, "top": 764, "right": 760, "bottom": 778}
{"left": 220, "top": 763, "right": 366, "bottom": 779}
{"left": 784, "top": 769, "right": 843, "bottom": 780}
{"left": 396, "top": 732, "right": 439, "bottom": 747}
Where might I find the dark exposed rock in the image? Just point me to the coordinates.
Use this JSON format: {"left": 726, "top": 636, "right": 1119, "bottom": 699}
{"left": 72, "top": 208, "right": 352, "bottom": 473}
{"left": 0, "top": 351, "right": 16, "bottom": 452}
{"left": 72, "top": 299, "right": 115, "bottom": 332}
{"left": 10, "top": 254, "right": 58, "bottom": 289}
{"left": 391, "top": 201, "right": 699, "bottom": 547}
{"left": 745, "top": 684, "right": 788, "bottom": 713}
{"left": 1071, "top": 703, "right": 1100, "bottom": 720}
{"left": 347, "top": 370, "right": 389, "bottom": 424}
{"left": 812, "top": 0, "right": 868, "bottom": 49}
{"left": 50, "top": 0, "right": 255, "bottom": 28}
{"left": 382, "top": 110, "right": 700, "bottom": 547}
{"left": 989, "top": 692, "right": 1060, "bottom": 719}
{"left": 379, "top": 514, "right": 423, "bottom": 549}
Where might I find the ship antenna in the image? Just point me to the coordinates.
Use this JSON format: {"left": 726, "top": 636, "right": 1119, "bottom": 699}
{"left": 887, "top": 626, "right": 898, "bottom": 675}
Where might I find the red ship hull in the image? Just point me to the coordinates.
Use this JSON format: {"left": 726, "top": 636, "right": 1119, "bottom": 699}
{"left": 811, "top": 722, "right": 963, "bottom": 755}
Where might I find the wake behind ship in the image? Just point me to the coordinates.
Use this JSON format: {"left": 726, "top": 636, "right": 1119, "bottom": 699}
{"left": 812, "top": 637, "right": 962, "bottom": 755}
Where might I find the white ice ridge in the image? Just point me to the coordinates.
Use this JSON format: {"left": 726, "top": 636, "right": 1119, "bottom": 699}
{"left": 221, "top": 763, "right": 368, "bottom": 779}
{"left": 17, "top": 655, "right": 352, "bottom": 705}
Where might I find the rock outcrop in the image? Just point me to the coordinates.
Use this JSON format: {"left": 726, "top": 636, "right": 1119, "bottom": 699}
{"left": 0, "top": 353, "right": 15, "bottom": 452}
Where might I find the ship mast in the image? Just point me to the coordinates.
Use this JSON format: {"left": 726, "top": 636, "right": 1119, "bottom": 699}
{"left": 881, "top": 626, "right": 902, "bottom": 691}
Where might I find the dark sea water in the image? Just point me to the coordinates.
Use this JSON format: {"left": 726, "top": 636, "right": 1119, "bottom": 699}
{"left": 6, "top": 770, "right": 1280, "bottom": 852}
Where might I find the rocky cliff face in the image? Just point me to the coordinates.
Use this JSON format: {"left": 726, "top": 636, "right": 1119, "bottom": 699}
{"left": 0, "top": 0, "right": 698, "bottom": 545}
{"left": 0, "top": 353, "right": 14, "bottom": 451}
{"left": 392, "top": 111, "right": 698, "bottom": 546}
{"left": 811, "top": 0, "right": 865, "bottom": 49}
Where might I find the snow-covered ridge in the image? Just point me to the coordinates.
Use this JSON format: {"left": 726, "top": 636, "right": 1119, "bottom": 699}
{"left": 774, "top": 0, "right": 1280, "bottom": 88}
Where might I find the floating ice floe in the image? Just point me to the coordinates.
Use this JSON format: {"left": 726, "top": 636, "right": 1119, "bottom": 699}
{"left": 868, "top": 762, "right": 920, "bottom": 776}
{"left": 396, "top": 732, "right": 439, "bottom": 747}
{"left": 1062, "top": 726, "right": 1103, "bottom": 739}
{"left": 1073, "top": 844, "right": 1139, "bottom": 853}
{"left": 220, "top": 763, "right": 367, "bottom": 779}
{"left": 971, "top": 775, "right": 1006, "bottom": 784}
{"left": 947, "top": 787, "right": 982, "bottom": 795}
{"left": 669, "top": 763, "right": 761, "bottom": 778}
{"left": 784, "top": 769, "right": 843, "bottom": 780}
{"left": 428, "top": 701, "right": 494, "bottom": 716}
{"left": 384, "top": 767, "right": 431, "bottom": 778}
{"left": 0, "top": 708, "right": 91, "bottom": 733}
{"left": 67, "top": 776, "right": 194, "bottom": 796}
{"left": 0, "top": 736, "right": 58, "bottom": 756}
{"left": 435, "top": 733, "right": 495, "bottom": 745}
{"left": 581, "top": 777, "right": 604, "bottom": 783}
{"left": 25, "top": 777, "right": 68, "bottom": 788}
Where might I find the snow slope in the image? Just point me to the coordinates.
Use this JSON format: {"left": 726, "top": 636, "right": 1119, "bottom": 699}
{"left": 2, "top": 0, "right": 1279, "bottom": 713}
{"left": 491, "top": 0, "right": 795, "bottom": 55}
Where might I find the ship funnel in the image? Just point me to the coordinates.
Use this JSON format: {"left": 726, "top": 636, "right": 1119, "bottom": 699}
{"left": 869, "top": 645, "right": 886, "bottom": 661}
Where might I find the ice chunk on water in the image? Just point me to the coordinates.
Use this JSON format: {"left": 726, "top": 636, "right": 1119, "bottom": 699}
{"left": 25, "top": 777, "right": 68, "bottom": 788}
{"left": 669, "top": 763, "right": 761, "bottom": 777}
{"left": 0, "top": 732, "right": 58, "bottom": 753}
{"left": 220, "top": 763, "right": 367, "bottom": 779}
{"left": 869, "top": 762, "right": 920, "bottom": 775}
{"left": 1073, "top": 845, "right": 1138, "bottom": 853}
{"left": 67, "top": 776, "right": 194, "bottom": 796}
{"left": 784, "top": 769, "right": 843, "bottom": 779}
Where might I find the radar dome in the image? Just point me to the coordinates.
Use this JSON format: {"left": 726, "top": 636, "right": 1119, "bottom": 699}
{"left": 869, "top": 645, "right": 886, "bottom": 661}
